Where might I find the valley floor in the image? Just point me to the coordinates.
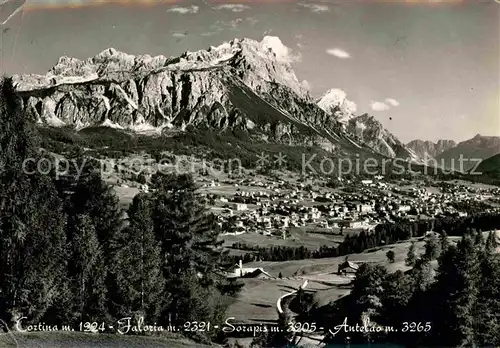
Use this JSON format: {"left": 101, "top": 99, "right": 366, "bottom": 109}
{"left": 225, "top": 237, "right": 429, "bottom": 325}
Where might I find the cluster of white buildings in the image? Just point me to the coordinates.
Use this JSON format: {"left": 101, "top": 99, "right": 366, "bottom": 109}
{"left": 202, "top": 174, "right": 500, "bottom": 239}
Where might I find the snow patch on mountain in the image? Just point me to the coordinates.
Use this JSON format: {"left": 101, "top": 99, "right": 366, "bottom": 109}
{"left": 261, "top": 36, "right": 300, "bottom": 64}
{"left": 101, "top": 119, "right": 124, "bottom": 129}
{"left": 380, "top": 138, "right": 396, "bottom": 158}
{"left": 317, "top": 88, "right": 357, "bottom": 123}
{"left": 129, "top": 122, "right": 168, "bottom": 135}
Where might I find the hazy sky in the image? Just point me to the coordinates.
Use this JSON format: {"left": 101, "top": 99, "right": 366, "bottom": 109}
{"left": 0, "top": 0, "right": 498, "bottom": 143}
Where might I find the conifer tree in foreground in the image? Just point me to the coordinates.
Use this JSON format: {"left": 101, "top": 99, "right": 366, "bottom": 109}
{"left": 151, "top": 173, "right": 224, "bottom": 280}
{"left": 0, "top": 78, "right": 67, "bottom": 325}
{"left": 380, "top": 270, "right": 412, "bottom": 334}
{"left": 67, "top": 168, "right": 123, "bottom": 257}
{"left": 432, "top": 233, "right": 481, "bottom": 347}
{"left": 485, "top": 230, "right": 498, "bottom": 252}
{"left": 67, "top": 214, "right": 108, "bottom": 324}
{"left": 57, "top": 153, "right": 123, "bottom": 322}
{"left": 439, "top": 230, "right": 449, "bottom": 253}
{"left": 150, "top": 173, "right": 230, "bottom": 340}
{"left": 350, "top": 264, "right": 387, "bottom": 326}
{"left": 476, "top": 231, "right": 500, "bottom": 346}
{"left": 424, "top": 233, "right": 441, "bottom": 260}
{"left": 412, "top": 257, "right": 435, "bottom": 292}
{"left": 110, "top": 193, "right": 165, "bottom": 322}
{"left": 405, "top": 241, "right": 416, "bottom": 266}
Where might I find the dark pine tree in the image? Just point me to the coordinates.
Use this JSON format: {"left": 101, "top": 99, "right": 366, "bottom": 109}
{"left": 476, "top": 232, "right": 500, "bottom": 346}
{"left": 380, "top": 270, "right": 413, "bottom": 342}
{"left": 386, "top": 250, "right": 395, "bottom": 263}
{"left": 405, "top": 242, "right": 417, "bottom": 267}
{"left": 110, "top": 193, "right": 165, "bottom": 323}
{"left": 150, "top": 173, "right": 230, "bottom": 340}
{"left": 349, "top": 264, "right": 387, "bottom": 333}
{"left": 485, "top": 230, "right": 498, "bottom": 253}
{"left": 424, "top": 233, "right": 441, "bottom": 261}
{"left": 66, "top": 169, "right": 123, "bottom": 256}
{"left": 0, "top": 78, "right": 68, "bottom": 326}
{"left": 432, "top": 234, "right": 481, "bottom": 347}
{"left": 67, "top": 214, "right": 108, "bottom": 324}
{"left": 57, "top": 154, "right": 123, "bottom": 321}
{"left": 439, "top": 230, "right": 450, "bottom": 253}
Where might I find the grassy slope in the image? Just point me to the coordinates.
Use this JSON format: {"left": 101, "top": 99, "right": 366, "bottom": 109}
{"left": 476, "top": 153, "right": 500, "bottom": 178}
{"left": 38, "top": 125, "right": 335, "bottom": 172}
{"left": 225, "top": 238, "right": 431, "bottom": 324}
{"left": 0, "top": 332, "right": 215, "bottom": 348}
{"left": 225, "top": 232, "right": 495, "bottom": 325}
{"left": 221, "top": 230, "right": 342, "bottom": 250}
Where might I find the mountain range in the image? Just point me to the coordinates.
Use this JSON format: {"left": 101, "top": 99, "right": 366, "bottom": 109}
{"left": 9, "top": 36, "right": 498, "bottom": 171}
{"left": 406, "top": 136, "right": 500, "bottom": 171}
{"left": 406, "top": 139, "right": 457, "bottom": 162}
{"left": 435, "top": 135, "right": 500, "bottom": 171}
{"left": 11, "top": 38, "right": 364, "bottom": 156}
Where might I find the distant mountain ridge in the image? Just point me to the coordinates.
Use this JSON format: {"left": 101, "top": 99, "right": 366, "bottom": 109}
{"left": 435, "top": 134, "right": 500, "bottom": 171}
{"left": 407, "top": 139, "right": 457, "bottom": 162}
{"left": 12, "top": 38, "right": 313, "bottom": 128}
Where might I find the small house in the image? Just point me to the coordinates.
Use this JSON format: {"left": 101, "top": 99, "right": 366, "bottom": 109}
{"left": 337, "top": 261, "right": 359, "bottom": 275}
{"left": 226, "top": 260, "right": 272, "bottom": 279}
{"left": 231, "top": 203, "right": 248, "bottom": 211}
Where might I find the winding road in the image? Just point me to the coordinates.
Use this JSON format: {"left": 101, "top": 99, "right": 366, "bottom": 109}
{"left": 276, "top": 279, "right": 308, "bottom": 316}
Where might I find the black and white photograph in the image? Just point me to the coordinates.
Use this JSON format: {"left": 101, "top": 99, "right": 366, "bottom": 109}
{"left": 0, "top": 0, "right": 499, "bottom": 347}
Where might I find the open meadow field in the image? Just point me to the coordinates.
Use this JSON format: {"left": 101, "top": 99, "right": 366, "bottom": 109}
{"left": 112, "top": 186, "right": 140, "bottom": 209}
{"left": 226, "top": 238, "right": 429, "bottom": 324}
{"left": 221, "top": 229, "right": 342, "bottom": 251}
{"left": 446, "top": 179, "right": 500, "bottom": 190}
{"left": 241, "top": 238, "right": 427, "bottom": 277}
{"left": 227, "top": 231, "right": 499, "bottom": 326}
{"left": 226, "top": 278, "right": 332, "bottom": 324}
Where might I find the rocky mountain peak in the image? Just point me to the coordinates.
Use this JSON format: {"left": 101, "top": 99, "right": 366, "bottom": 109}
{"left": 460, "top": 134, "right": 500, "bottom": 148}
{"left": 406, "top": 139, "right": 458, "bottom": 162}
{"left": 13, "top": 35, "right": 309, "bottom": 94}
{"left": 436, "top": 139, "right": 457, "bottom": 148}
{"left": 166, "top": 36, "right": 309, "bottom": 98}
{"left": 10, "top": 36, "right": 427, "bottom": 164}
{"left": 229, "top": 36, "right": 309, "bottom": 99}
{"left": 10, "top": 36, "right": 335, "bottom": 145}
{"left": 345, "top": 113, "right": 421, "bottom": 162}
{"left": 317, "top": 88, "right": 357, "bottom": 123}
